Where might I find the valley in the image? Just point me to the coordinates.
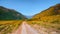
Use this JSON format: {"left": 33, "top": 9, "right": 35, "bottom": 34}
{"left": 0, "top": 4, "right": 60, "bottom": 34}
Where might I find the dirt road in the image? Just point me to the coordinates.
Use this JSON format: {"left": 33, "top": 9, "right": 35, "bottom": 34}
{"left": 11, "top": 21, "right": 39, "bottom": 34}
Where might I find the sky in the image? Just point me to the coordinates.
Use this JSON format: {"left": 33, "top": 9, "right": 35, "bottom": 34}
{"left": 0, "top": 0, "right": 60, "bottom": 16}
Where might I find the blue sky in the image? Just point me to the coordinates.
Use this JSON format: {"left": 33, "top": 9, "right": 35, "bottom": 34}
{"left": 0, "top": 0, "right": 60, "bottom": 16}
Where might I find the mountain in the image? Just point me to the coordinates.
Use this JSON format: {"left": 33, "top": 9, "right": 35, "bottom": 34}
{"left": 0, "top": 6, "right": 26, "bottom": 20}
{"left": 32, "top": 4, "right": 60, "bottom": 21}
{"left": 28, "top": 4, "right": 60, "bottom": 32}
{"left": 26, "top": 16, "right": 32, "bottom": 19}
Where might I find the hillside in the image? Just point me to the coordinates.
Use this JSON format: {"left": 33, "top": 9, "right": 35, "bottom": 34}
{"left": 0, "top": 6, "right": 26, "bottom": 20}
{"left": 32, "top": 4, "right": 60, "bottom": 20}
{"left": 27, "top": 4, "right": 60, "bottom": 34}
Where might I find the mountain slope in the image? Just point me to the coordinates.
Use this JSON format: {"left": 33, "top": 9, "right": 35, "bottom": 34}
{"left": 27, "top": 4, "right": 60, "bottom": 34}
{"left": 0, "top": 6, "right": 26, "bottom": 20}
{"left": 32, "top": 4, "right": 60, "bottom": 20}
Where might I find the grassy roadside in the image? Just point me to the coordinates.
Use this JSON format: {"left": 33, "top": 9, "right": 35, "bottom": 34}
{"left": 27, "top": 20, "right": 60, "bottom": 32}
{"left": 0, "top": 20, "right": 23, "bottom": 34}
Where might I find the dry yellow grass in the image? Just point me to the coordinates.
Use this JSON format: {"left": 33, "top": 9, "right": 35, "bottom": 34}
{"left": 0, "top": 20, "right": 23, "bottom": 34}
{"left": 27, "top": 21, "right": 60, "bottom": 31}
{"left": 0, "top": 20, "right": 22, "bottom": 24}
